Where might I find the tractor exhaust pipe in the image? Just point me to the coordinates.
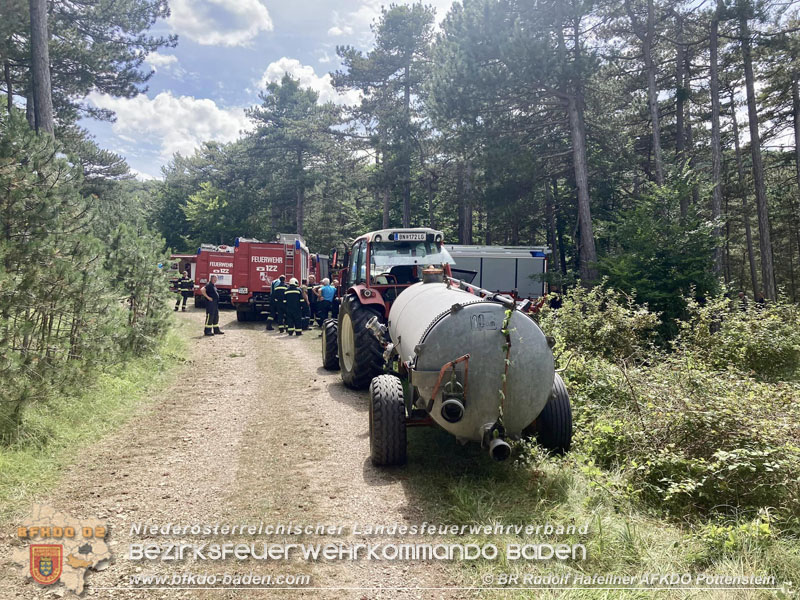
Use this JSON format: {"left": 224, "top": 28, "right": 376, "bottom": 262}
{"left": 488, "top": 438, "right": 512, "bottom": 462}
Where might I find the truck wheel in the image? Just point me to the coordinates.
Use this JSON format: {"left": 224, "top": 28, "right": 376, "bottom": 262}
{"left": 369, "top": 374, "right": 407, "bottom": 466}
{"left": 194, "top": 296, "right": 205, "bottom": 309}
{"left": 338, "top": 296, "right": 384, "bottom": 389}
{"left": 236, "top": 310, "right": 250, "bottom": 322}
{"left": 536, "top": 373, "right": 572, "bottom": 454}
{"left": 322, "top": 319, "right": 339, "bottom": 370}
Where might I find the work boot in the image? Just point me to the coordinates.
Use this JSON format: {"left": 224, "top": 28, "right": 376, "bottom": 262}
{"left": 214, "top": 330, "right": 224, "bottom": 335}
{"left": 182, "top": 307, "right": 186, "bottom": 312}
{"left": 174, "top": 307, "right": 179, "bottom": 311}
{"left": 204, "top": 332, "right": 214, "bottom": 336}
{"left": 296, "top": 331, "right": 303, "bottom": 336}
{"left": 266, "top": 323, "right": 274, "bottom": 331}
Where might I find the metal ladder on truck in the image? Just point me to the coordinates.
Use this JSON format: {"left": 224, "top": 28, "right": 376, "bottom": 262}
{"left": 284, "top": 240, "right": 295, "bottom": 279}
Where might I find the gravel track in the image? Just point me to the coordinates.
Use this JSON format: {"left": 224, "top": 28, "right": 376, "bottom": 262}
{"left": 1, "top": 309, "right": 467, "bottom": 599}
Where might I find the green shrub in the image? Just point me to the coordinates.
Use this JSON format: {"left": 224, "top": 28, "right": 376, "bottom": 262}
{"left": 572, "top": 358, "right": 800, "bottom": 526}
{"left": 677, "top": 294, "right": 800, "bottom": 381}
{"left": 538, "top": 283, "right": 660, "bottom": 363}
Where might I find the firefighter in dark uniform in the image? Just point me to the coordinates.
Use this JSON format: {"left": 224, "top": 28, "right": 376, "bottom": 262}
{"left": 174, "top": 270, "right": 193, "bottom": 311}
{"left": 202, "top": 275, "right": 224, "bottom": 336}
{"left": 283, "top": 278, "right": 305, "bottom": 336}
{"left": 268, "top": 275, "right": 288, "bottom": 333}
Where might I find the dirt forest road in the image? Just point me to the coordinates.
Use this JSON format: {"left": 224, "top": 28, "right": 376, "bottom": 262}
{"left": 1, "top": 309, "right": 475, "bottom": 599}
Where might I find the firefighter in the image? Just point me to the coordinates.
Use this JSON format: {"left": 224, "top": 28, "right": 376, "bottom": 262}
{"left": 283, "top": 278, "right": 306, "bottom": 336}
{"left": 306, "top": 274, "right": 318, "bottom": 327}
{"left": 202, "top": 275, "right": 224, "bottom": 336}
{"left": 300, "top": 279, "right": 311, "bottom": 330}
{"left": 174, "top": 270, "right": 193, "bottom": 311}
{"left": 269, "top": 275, "right": 288, "bottom": 333}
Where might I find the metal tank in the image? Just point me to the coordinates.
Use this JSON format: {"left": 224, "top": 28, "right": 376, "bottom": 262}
{"left": 386, "top": 278, "right": 554, "bottom": 452}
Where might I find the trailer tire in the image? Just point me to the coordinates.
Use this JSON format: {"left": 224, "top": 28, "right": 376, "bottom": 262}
{"left": 338, "top": 296, "right": 384, "bottom": 389}
{"left": 535, "top": 374, "right": 572, "bottom": 454}
{"left": 194, "top": 296, "right": 205, "bottom": 309}
{"left": 322, "top": 319, "right": 339, "bottom": 370}
{"left": 369, "top": 374, "right": 406, "bottom": 466}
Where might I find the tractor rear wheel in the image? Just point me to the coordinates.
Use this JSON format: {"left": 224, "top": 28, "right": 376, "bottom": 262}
{"left": 338, "top": 295, "right": 384, "bottom": 389}
{"left": 369, "top": 374, "right": 407, "bottom": 466}
{"left": 322, "top": 319, "right": 339, "bottom": 370}
{"left": 536, "top": 373, "right": 572, "bottom": 454}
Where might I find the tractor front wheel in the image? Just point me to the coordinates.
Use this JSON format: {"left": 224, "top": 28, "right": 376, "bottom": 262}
{"left": 338, "top": 296, "right": 384, "bottom": 389}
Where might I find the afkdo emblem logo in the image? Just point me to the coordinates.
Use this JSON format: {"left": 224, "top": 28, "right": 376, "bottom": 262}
{"left": 30, "top": 544, "right": 63, "bottom": 585}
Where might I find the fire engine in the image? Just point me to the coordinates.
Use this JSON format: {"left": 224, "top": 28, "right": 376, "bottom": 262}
{"left": 194, "top": 244, "right": 235, "bottom": 308}
{"left": 232, "top": 234, "right": 326, "bottom": 321}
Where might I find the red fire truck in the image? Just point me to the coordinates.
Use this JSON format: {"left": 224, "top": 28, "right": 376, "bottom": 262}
{"left": 194, "top": 244, "right": 235, "bottom": 308}
{"left": 231, "top": 234, "right": 313, "bottom": 321}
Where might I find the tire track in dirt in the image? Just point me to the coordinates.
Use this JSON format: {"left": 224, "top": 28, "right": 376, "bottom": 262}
{"left": 1, "top": 309, "right": 468, "bottom": 599}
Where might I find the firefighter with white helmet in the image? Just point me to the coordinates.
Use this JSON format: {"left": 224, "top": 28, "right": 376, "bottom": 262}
{"left": 283, "top": 277, "right": 305, "bottom": 336}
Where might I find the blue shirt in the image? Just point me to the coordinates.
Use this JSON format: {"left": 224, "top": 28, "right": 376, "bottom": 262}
{"left": 320, "top": 285, "right": 336, "bottom": 302}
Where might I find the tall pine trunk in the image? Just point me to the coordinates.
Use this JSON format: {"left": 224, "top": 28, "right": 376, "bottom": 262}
{"left": 545, "top": 178, "right": 561, "bottom": 275}
{"left": 29, "top": 0, "right": 54, "bottom": 134}
{"left": 567, "top": 93, "right": 598, "bottom": 284}
{"left": 739, "top": 9, "right": 776, "bottom": 299}
{"left": 730, "top": 87, "right": 759, "bottom": 297}
{"left": 709, "top": 7, "right": 724, "bottom": 275}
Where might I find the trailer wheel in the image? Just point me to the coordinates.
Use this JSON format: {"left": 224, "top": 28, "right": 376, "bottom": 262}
{"left": 194, "top": 296, "right": 205, "bottom": 309}
{"left": 322, "top": 319, "right": 339, "bottom": 370}
{"left": 369, "top": 374, "right": 407, "bottom": 466}
{"left": 338, "top": 296, "right": 384, "bottom": 389}
{"left": 535, "top": 373, "right": 572, "bottom": 454}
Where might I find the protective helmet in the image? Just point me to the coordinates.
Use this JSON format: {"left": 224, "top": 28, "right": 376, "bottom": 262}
{"left": 289, "top": 278, "right": 299, "bottom": 286}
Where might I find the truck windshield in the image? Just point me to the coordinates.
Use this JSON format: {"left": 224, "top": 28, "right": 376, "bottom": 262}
{"left": 370, "top": 241, "right": 454, "bottom": 279}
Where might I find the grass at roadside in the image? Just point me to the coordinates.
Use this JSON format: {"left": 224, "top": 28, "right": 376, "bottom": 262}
{"left": 0, "top": 318, "right": 191, "bottom": 522}
{"left": 399, "top": 427, "right": 799, "bottom": 600}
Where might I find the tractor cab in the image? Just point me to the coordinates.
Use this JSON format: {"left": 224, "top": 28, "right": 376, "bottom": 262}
{"left": 324, "top": 227, "right": 455, "bottom": 389}
{"left": 343, "top": 228, "right": 454, "bottom": 315}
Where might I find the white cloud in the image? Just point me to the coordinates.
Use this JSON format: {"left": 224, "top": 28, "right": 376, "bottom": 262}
{"left": 130, "top": 168, "right": 159, "bottom": 181}
{"left": 87, "top": 91, "right": 249, "bottom": 160}
{"left": 330, "top": 0, "right": 455, "bottom": 42}
{"left": 145, "top": 52, "right": 178, "bottom": 70}
{"left": 258, "top": 57, "right": 360, "bottom": 106}
{"left": 168, "top": 0, "right": 273, "bottom": 47}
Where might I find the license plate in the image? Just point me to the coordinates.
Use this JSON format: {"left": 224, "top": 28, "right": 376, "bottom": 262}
{"left": 395, "top": 232, "right": 426, "bottom": 241}
{"left": 238, "top": 287, "right": 248, "bottom": 294}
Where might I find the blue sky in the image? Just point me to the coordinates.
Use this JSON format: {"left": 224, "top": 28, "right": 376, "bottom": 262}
{"left": 83, "top": 0, "right": 456, "bottom": 180}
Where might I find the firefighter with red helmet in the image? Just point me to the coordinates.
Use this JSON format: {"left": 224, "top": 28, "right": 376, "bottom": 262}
{"left": 283, "top": 278, "right": 305, "bottom": 336}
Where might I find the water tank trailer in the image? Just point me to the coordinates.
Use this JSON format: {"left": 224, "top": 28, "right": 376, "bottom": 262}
{"left": 367, "top": 268, "right": 572, "bottom": 465}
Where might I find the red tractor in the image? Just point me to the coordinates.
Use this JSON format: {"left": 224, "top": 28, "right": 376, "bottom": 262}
{"left": 321, "top": 228, "right": 453, "bottom": 389}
